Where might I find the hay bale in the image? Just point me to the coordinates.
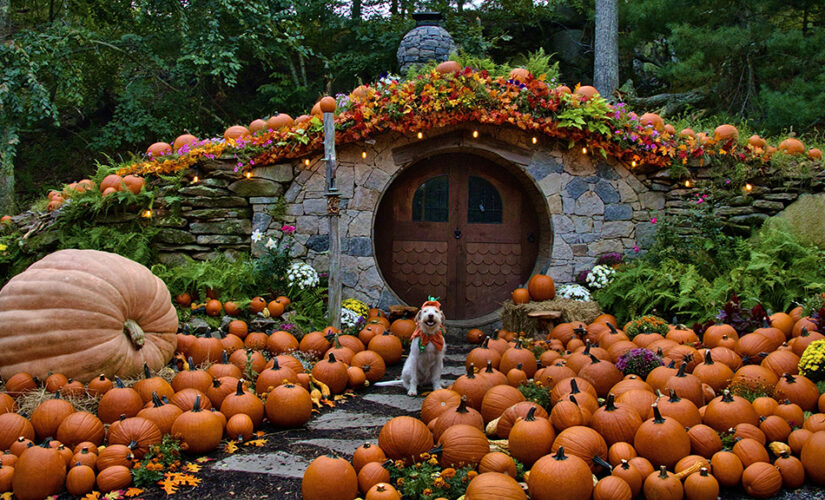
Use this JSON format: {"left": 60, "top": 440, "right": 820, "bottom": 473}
{"left": 500, "top": 299, "right": 602, "bottom": 337}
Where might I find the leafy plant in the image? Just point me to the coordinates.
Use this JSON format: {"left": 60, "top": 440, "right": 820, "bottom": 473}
{"left": 151, "top": 255, "right": 258, "bottom": 302}
{"left": 518, "top": 380, "right": 551, "bottom": 412}
{"left": 132, "top": 435, "right": 183, "bottom": 487}
{"left": 387, "top": 455, "right": 477, "bottom": 500}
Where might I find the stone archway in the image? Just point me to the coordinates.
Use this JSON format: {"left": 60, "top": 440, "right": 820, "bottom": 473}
{"left": 374, "top": 149, "right": 548, "bottom": 322}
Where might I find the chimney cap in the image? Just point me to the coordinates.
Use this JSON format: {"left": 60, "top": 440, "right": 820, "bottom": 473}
{"left": 412, "top": 11, "right": 443, "bottom": 26}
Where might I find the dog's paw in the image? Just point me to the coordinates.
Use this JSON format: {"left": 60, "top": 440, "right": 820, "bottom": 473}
{"left": 407, "top": 388, "right": 418, "bottom": 397}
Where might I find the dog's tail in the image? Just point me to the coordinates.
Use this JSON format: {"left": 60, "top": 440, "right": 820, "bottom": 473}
{"left": 373, "top": 380, "right": 405, "bottom": 387}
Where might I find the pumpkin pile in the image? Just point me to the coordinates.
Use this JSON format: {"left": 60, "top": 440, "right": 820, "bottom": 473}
{"left": 511, "top": 273, "right": 556, "bottom": 305}
{"left": 303, "top": 307, "right": 825, "bottom": 499}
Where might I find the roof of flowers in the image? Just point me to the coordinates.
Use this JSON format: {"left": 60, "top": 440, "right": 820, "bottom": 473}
{"left": 116, "top": 66, "right": 822, "bottom": 178}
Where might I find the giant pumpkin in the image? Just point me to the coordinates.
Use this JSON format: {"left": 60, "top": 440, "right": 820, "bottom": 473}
{"left": 0, "top": 249, "right": 178, "bottom": 382}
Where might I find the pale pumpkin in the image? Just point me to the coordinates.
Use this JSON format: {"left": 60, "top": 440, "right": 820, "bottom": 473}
{"left": 0, "top": 249, "right": 178, "bottom": 382}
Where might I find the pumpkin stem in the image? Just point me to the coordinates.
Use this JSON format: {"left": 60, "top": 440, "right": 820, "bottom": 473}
{"left": 192, "top": 395, "right": 203, "bottom": 412}
{"left": 583, "top": 340, "right": 592, "bottom": 355}
{"left": 123, "top": 319, "right": 146, "bottom": 348}
{"left": 119, "top": 414, "right": 126, "bottom": 421}
{"left": 482, "top": 337, "right": 490, "bottom": 348}
{"left": 221, "top": 351, "right": 229, "bottom": 364}
{"left": 466, "top": 363, "right": 476, "bottom": 379}
{"left": 235, "top": 380, "right": 245, "bottom": 396}
{"left": 525, "top": 406, "right": 537, "bottom": 421}
{"left": 515, "top": 338, "right": 523, "bottom": 349}
{"left": 620, "top": 459, "right": 630, "bottom": 470}
{"left": 607, "top": 322, "right": 618, "bottom": 334}
{"left": 152, "top": 392, "right": 163, "bottom": 407}
{"left": 187, "top": 357, "right": 196, "bottom": 371}
{"left": 457, "top": 395, "right": 469, "bottom": 414}
{"left": 782, "top": 373, "right": 796, "bottom": 383}
{"left": 721, "top": 390, "right": 734, "bottom": 403}
{"left": 429, "top": 444, "right": 443, "bottom": 456}
{"left": 676, "top": 362, "right": 688, "bottom": 377}
{"left": 658, "top": 465, "right": 669, "bottom": 479}
{"left": 666, "top": 359, "right": 675, "bottom": 369}
{"left": 143, "top": 363, "right": 152, "bottom": 379}
{"left": 114, "top": 376, "right": 125, "bottom": 388}
{"left": 593, "top": 455, "right": 613, "bottom": 472}
{"left": 604, "top": 393, "right": 617, "bottom": 411}
{"left": 700, "top": 467, "right": 709, "bottom": 476}
{"left": 485, "top": 360, "right": 494, "bottom": 374}
{"left": 53, "top": 391, "right": 61, "bottom": 400}
{"left": 569, "top": 378, "right": 581, "bottom": 394}
{"left": 588, "top": 353, "right": 600, "bottom": 364}
{"left": 328, "top": 352, "right": 337, "bottom": 363}
{"left": 651, "top": 404, "right": 666, "bottom": 424}
{"left": 568, "top": 394, "right": 579, "bottom": 406}
{"left": 668, "top": 388, "right": 681, "bottom": 403}
{"left": 271, "top": 357, "right": 281, "bottom": 370}
{"left": 127, "top": 440, "right": 138, "bottom": 450}
{"left": 516, "top": 363, "right": 523, "bottom": 370}
{"left": 800, "top": 327, "right": 809, "bottom": 337}
{"left": 40, "top": 438, "right": 53, "bottom": 448}
{"left": 573, "top": 326, "right": 586, "bottom": 338}
{"left": 704, "top": 350, "right": 713, "bottom": 364}
{"left": 212, "top": 378, "right": 222, "bottom": 389}
{"left": 553, "top": 446, "right": 568, "bottom": 460}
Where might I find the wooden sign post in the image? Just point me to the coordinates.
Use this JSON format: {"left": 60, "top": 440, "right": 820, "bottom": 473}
{"left": 323, "top": 111, "right": 342, "bottom": 330}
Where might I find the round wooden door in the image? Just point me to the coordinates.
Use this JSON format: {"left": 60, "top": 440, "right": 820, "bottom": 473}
{"left": 376, "top": 153, "right": 539, "bottom": 320}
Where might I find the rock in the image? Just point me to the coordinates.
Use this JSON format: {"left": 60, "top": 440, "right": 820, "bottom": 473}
{"left": 155, "top": 252, "right": 191, "bottom": 266}
{"left": 572, "top": 244, "right": 588, "bottom": 256}
{"left": 528, "top": 152, "right": 565, "bottom": 179}
{"left": 249, "top": 316, "right": 278, "bottom": 332}
{"left": 190, "top": 219, "right": 252, "bottom": 235}
{"left": 574, "top": 191, "right": 604, "bottom": 216}
{"left": 752, "top": 200, "right": 785, "bottom": 211}
{"left": 639, "top": 191, "right": 666, "bottom": 210}
{"left": 595, "top": 162, "right": 620, "bottom": 180}
{"left": 362, "top": 394, "right": 423, "bottom": 413}
{"left": 594, "top": 180, "right": 620, "bottom": 203}
{"left": 763, "top": 192, "right": 798, "bottom": 201}
{"left": 157, "top": 228, "right": 197, "bottom": 245}
{"left": 228, "top": 178, "right": 284, "bottom": 197}
{"left": 604, "top": 204, "right": 633, "bottom": 221}
{"left": 253, "top": 212, "right": 273, "bottom": 234}
{"left": 187, "top": 317, "right": 211, "bottom": 336}
{"left": 196, "top": 235, "right": 246, "bottom": 245}
{"left": 715, "top": 206, "right": 755, "bottom": 217}
{"left": 212, "top": 451, "right": 309, "bottom": 478}
{"left": 183, "top": 208, "right": 250, "bottom": 219}
{"left": 306, "top": 235, "right": 329, "bottom": 252}
{"left": 249, "top": 196, "right": 281, "bottom": 205}
{"left": 254, "top": 164, "right": 294, "bottom": 183}
{"left": 601, "top": 221, "right": 635, "bottom": 238}
{"left": 635, "top": 222, "right": 657, "bottom": 248}
{"left": 345, "top": 237, "right": 373, "bottom": 257}
{"left": 302, "top": 198, "right": 329, "bottom": 216}
{"left": 183, "top": 196, "right": 249, "bottom": 208}
{"left": 565, "top": 177, "right": 589, "bottom": 199}
{"left": 179, "top": 185, "right": 230, "bottom": 197}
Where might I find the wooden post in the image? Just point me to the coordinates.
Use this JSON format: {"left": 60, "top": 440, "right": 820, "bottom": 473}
{"left": 324, "top": 112, "right": 342, "bottom": 330}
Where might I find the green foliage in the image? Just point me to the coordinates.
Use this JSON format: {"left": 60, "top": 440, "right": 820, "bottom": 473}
{"left": 132, "top": 435, "right": 183, "bottom": 487}
{"left": 387, "top": 458, "right": 476, "bottom": 500}
{"left": 288, "top": 286, "right": 331, "bottom": 335}
{"left": 57, "top": 224, "right": 158, "bottom": 266}
{"left": 518, "top": 381, "right": 551, "bottom": 412}
{"left": 151, "top": 256, "right": 258, "bottom": 302}
{"left": 596, "top": 216, "right": 825, "bottom": 324}
{"left": 510, "top": 47, "right": 560, "bottom": 84}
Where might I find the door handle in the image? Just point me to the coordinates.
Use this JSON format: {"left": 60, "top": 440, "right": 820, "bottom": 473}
{"left": 454, "top": 229, "right": 462, "bottom": 239}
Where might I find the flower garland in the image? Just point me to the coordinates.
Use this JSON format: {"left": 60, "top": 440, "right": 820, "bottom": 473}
{"left": 115, "top": 67, "right": 821, "bottom": 179}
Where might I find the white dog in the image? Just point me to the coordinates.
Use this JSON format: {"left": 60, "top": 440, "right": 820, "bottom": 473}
{"left": 375, "top": 300, "right": 447, "bottom": 396}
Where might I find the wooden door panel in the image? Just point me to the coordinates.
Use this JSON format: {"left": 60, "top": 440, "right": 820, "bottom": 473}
{"left": 389, "top": 240, "right": 449, "bottom": 314}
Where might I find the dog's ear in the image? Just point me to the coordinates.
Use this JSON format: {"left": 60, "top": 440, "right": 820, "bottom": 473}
{"left": 439, "top": 310, "right": 446, "bottom": 325}
{"left": 414, "top": 309, "right": 421, "bottom": 324}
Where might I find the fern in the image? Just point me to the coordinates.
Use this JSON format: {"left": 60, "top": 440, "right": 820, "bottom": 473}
{"left": 151, "top": 255, "right": 259, "bottom": 301}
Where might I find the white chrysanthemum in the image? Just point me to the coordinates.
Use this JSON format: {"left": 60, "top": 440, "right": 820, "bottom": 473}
{"left": 251, "top": 229, "right": 264, "bottom": 243}
{"left": 557, "top": 284, "right": 592, "bottom": 301}
{"left": 286, "top": 261, "right": 320, "bottom": 290}
{"left": 585, "top": 264, "right": 616, "bottom": 289}
{"left": 265, "top": 238, "right": 277, "bottom": 250}
{"left": 340, "top": 308, "right": 362, "bottom": 328}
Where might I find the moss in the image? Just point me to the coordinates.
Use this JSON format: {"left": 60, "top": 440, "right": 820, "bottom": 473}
{"left": 769, "top": 193, "right": 825, "bottom": 249}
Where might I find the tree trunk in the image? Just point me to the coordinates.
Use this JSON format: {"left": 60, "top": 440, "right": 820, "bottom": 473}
{"left": 0, "top": 127, "right": 18, "bottom": 215}
{"left": 0, "top": 0, "right": 9, "bottom": 41}
{"left": 593, "top": 0, "right": 619, "bottom": 99}
{"left": 351, "top": 0, "right": 361, "bottom": 21}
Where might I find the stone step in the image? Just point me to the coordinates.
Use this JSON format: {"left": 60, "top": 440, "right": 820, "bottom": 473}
{"left": 362, "top": 393, "right": 424, "bottom": 413}
{"left": 307, "top": 411, "right": 389, "bottom": 431}
{"left": 212, "top": 451, "right": 309, "bottom": 478}
{"left": 295, "top": 438, "right": 376, "bottom": 457}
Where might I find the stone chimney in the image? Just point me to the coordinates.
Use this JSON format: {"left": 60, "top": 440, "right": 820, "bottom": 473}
{"left": 396, "top": 12, "right": 457, "bottom": 75}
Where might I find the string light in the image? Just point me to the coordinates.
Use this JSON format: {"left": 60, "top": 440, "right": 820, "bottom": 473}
{"left": 417, "top": 131, "right": 423, "bottom": 140}
{"left": 631, "top": 160, "right": 637, "bottom": 167}
{"left": 361, "top": 150, "right": 367, "bottom": 159}
{"left": 531, "top": 136, "right": 538, "bottom": 144}
{"left": 304, "top": 159, "right": 311, "bottom": 166}
{"left": 140, "top": 209, "right": 152, "bottom": 219}
{"left": 245, "top": 171, "right": 252, "bottom": 179}
{"left": 472, "top": 130, "right": 479, "bottom": 138}
{"left": 745, "top": 183, "right": 753, "bottom": 192}
{"left": 684, "top": 180, "right": 692, "bottom": 187}
{"left": 581, "top": 147, "right": 588, "bottom": 155}
{"left": 191, "top": 168, "right": 200, "bottom": 183}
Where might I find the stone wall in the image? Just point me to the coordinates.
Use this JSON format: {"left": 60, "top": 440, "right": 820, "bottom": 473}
{"left": 121, "top": 125, "right": 823, "bottom": 313}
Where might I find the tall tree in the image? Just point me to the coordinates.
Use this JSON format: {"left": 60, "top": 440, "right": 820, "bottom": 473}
{"left": 593, "top": 0, "right": 618, "bottom": 99}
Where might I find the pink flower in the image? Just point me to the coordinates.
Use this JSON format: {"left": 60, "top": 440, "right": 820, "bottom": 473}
{"left": 651, "top": 217, "right": 657, "bottom": 224}
{"left": 633, "top": 245, "right": 640, "bottom": 253}
{"left": 281, "top": 225, "right": 296, "bottom": 234}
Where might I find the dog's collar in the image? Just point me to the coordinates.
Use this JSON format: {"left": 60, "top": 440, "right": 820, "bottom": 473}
{"left": 415, "top": 326, "right": 445, "bottom": 352}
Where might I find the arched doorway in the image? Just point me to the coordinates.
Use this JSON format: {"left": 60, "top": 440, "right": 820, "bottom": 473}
{"left": 375, "top": 153, "right": 541, "bottom": 321}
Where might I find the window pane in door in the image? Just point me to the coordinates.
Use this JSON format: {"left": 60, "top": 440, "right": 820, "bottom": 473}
{"left": 468, "top": 175, "right": 503, "bottom": 223}
{"left": 412, "top": 175, "right": 449, "bottom": 222}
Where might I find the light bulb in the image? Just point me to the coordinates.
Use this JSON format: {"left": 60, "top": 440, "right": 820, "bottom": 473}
{"left": 472, "top": 130, "right": 479, "bottom": 138}
{"left": 361, "top": 151, "right": 367, "bottom": 159}
{"left": 582, "top": 147, "right": 588, "bottom": 155}
{"left": 245, "top": 171, "right": 252, "bottom": 179}
{"left": 745, "top": 183, "right": 753, "bottom": 192}
{"left": 631, "top": 160, "right": 637, "bottom": 167}
{"left": 304, "top": 159, "right": 310, "bottom": 166}
{"left": 685, "top": 180, "right": 691, "bottom": 187}
{"left": 531, "top": 137, "right": 538, "bottom": 144}
{"left": 417, "top": 131, "right": 423, "bottom": 139}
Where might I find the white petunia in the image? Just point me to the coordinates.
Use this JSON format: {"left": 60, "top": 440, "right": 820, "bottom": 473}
{"left": 251, "top": 230, "right": 264, "bottom": 243}
{"left": 265, "top": 238, "right": 277, "bottom": 250}
{"left": 557, "top": 284, "right": 592, "bottom": 301}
